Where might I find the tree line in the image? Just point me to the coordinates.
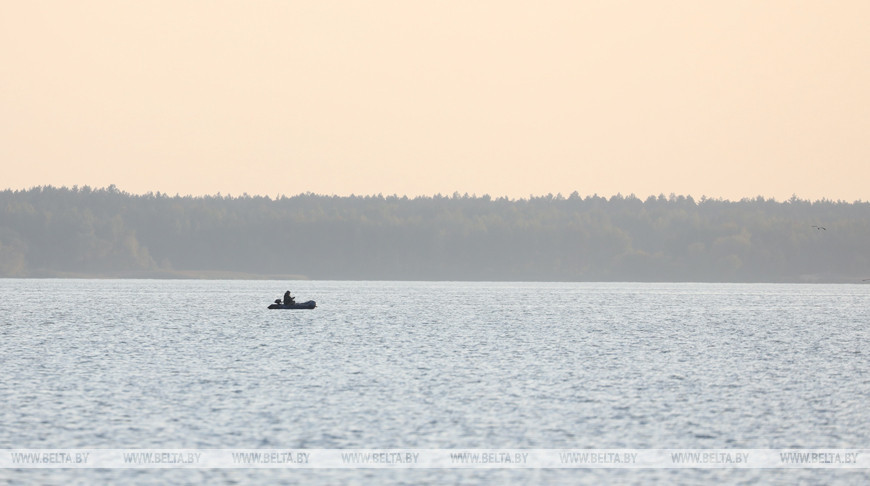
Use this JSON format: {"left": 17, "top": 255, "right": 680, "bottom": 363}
{"left": 1, "top": 185, "right": 868, "bottom": 282}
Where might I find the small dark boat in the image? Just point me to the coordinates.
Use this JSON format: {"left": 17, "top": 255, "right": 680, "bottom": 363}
{"left": 268, "top": 300, "right": 316, "bottom": 310}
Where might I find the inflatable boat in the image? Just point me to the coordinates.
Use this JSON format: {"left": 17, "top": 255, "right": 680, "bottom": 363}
{"left": 268, "top": 300, "right": 316, "bottom": 310}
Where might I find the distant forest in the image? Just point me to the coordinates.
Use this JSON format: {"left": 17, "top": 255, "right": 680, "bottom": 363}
{"left": 1, "top": 185, "right": 868, "bottom": 282}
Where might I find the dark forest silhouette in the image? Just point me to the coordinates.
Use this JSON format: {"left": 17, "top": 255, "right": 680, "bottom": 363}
{"left": 1, "top": 185, "right": 868, "bottom": 282}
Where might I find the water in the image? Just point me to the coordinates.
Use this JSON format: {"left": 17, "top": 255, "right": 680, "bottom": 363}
{"left": 1, "top": 280, "right": 869, "bottom": 484}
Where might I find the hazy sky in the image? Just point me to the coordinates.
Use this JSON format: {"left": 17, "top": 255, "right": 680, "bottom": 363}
{"left": 2, "top": 1, "right": 869, "bottom": 200}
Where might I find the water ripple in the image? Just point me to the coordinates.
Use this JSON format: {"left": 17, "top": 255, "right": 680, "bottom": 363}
{"left": 1, "top": 280, "right": 869, "bottom": 484}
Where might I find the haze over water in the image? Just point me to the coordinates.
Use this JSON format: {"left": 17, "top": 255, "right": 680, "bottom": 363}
{"left": 2, "top": 279, "right": 869, "bottom": 483}
{"left": 5, "top": 2, "right": 870, "bottom": 483}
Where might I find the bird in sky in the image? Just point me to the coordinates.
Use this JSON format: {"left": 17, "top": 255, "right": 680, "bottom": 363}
{"left": 812, "top": 225, "right": 826, "bottom": 230}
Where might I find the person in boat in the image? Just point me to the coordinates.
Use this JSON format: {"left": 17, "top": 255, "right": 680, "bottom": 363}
{"left": 283, "top": 290, "right": 295, "bottom": 305}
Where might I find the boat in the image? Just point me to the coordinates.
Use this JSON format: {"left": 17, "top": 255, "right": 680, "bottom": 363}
{"left": 268, "top": 300, "right": 316, "bottom": 310}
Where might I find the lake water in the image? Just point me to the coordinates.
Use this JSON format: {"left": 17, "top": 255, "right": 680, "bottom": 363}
{"left": 1, "top": 280, "right": 869, "bottom": 484}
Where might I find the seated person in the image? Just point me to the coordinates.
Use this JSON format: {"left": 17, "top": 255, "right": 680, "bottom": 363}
{"left": 283, "top": 290, "right": 295, "bottom": 305}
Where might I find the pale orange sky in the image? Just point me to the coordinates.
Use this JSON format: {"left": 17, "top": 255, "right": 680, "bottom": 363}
{"left": 2, "top": 1, "right": 869, "bottom": 200}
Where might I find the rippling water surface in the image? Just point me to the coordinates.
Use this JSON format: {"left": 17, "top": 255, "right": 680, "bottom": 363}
{"left": 1, "top": 280, "right": 869, "bottom": 484}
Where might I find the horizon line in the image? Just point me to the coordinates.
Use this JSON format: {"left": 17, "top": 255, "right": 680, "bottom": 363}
{"left": 2, "top": 184, "right": 867, "bottom": 204}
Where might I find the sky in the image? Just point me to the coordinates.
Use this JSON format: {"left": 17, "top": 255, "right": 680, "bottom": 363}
{"left": 2, "top": 1, "right": 869, "bottom": 201}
